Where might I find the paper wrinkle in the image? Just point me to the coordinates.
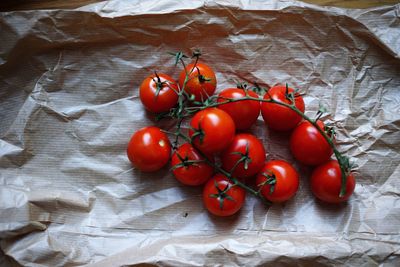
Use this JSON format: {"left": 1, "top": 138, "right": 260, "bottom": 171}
{"left": 1, "top": 0, "right": 400, "bottom": 266}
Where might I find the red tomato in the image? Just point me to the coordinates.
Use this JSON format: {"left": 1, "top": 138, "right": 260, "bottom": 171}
{"left": 139, "top": 73, "right": 179, "bottom": 113}
{"left": 221, "top": 133, "right": 265, "bottom": 179}
{"left": 256, "top": 160, "right": 299, "bottom": 202}
{"left": 290, "top": 120, "right": 333, "bottom": 166}
{"left": 311, "top": 160, "right": 355, "bottom": 203}
{"left": 178, "top": 62, "right": 216, "bottom": 102}
{"left": 171, "top": 143, "right": 214, "bottom": 186}
{"left": 126, "top": 126, "right": 171, "bottom": 172}
{"left": 189, "top": 108, "right": 235, "bottom": 154}
{"left": 217, "top": 88, "right": 260, "bottom": 130}
{"left": 261, "top": 85, "right": 305, "bottom": 131}
{"left": 203, "top": 174, "right": 246, "bottom": 216}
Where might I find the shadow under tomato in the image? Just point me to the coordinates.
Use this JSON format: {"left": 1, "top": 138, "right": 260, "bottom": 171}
{"left": 130, "top": 162, "right": 171, "bottom": 183}
{"left": 205, "top": 208, "right": 243, "bottom": 231}
{"left": 144, "top": 109, "right": 177, "bottom": 129}
{"left": 314, "top": 197, "right": 349, "bottom": 213}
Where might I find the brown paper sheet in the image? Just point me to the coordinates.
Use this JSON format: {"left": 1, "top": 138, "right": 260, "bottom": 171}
{"left": 1, "top": 0, "right": 400, "bottom": 266}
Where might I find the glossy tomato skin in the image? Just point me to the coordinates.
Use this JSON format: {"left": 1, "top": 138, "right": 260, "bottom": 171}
{"left": 178, "top": 62, "right": 216, "bottom": 102}
{"left": 203, "top": 174, "right": 246, "bottom": 216}
{"left": 189, "top": 108, "right": 235, "bottom": 154}
{"left": 217, "top": 88, "right": 260, "bottom": 130}
{"left": 126, "top": 126, "right": 171, "bottom": 172}
{"left": 221, "top": 134, "right": 266, "bottom": 179}
{"left": 290, "top": 120, "right": 333, "bottom": 166}
{"left": 311, "top": 160, "right": 355, "bottom": 203}
{"left": 256, "top": 160, "right": 299, "bottom": 202}
{"left": 171, "top": 143, "right": 214, "bottom": 186}
{"left": 261, "top": 85, "right": 305, "bottom": 131}
{"left": 139, "top": 73, "right": 179, "bottom": 113}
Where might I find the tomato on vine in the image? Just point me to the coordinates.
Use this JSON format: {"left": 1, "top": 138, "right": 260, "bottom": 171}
{"left": 127, "top": 126, "right": 171, "bottom": 172}
{"left": 178, "top": 62, "right": 216, "bottom": 102}
{"left": 171, "top": 143, "right": 214, "bottom": 186}
{"left": 311, "top": 160, "right": 355, "bottom": 203}
{"left": 261, "top": 85, "right": 305, "bottom": 131}
{"left": 217, "top": 88, "right": 260, "bottom": 130}
{"left": 221, "top": 133, "right": 266, "bottom": 179}
{"left": 256, "top": 160, "right": 299, "bottom": 202}
{"left": 189, "top": 108, "right": 235, "bottom": 154}
{"left": 290, "top": 120, "right": 333, "bottom": 166}
{"left": 203, "top": 174, "right": 246, "bottom": 216}
{"left": 139, "top": 72, "right": 179, "bottom": 113}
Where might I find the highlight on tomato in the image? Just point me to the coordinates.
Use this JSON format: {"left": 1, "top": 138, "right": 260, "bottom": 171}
{"left": 126, "top": 126, "right": 171, "bottom": 172}
{"left": 139, "top": 72, "right": 179, "bottom": 113}
{"left": 221, "top": 133, "right": 266, "bottom": 179}
{"left": 171, "top": 143, "right": 214, "bottom": 186}
{"left": 261, "top": 85, "right": 305, "bottom": 131}
{"left": 256, "top": 160, "right": 299, "bottom": 203}
{"left": 189, "top": 108, "right": 235, "bottom": 154}
{"left": 217, "top": 88, "right": 260, "bottom": 130}
{"left": 178, "top": 62, "right": 216, "bottom": 102}
{"left": 290, "top": 120, "right": 333, "bottom": 166}
{"left": 203, "top": 174, "right": 246, "bottom": 216}
{"left": 311, "top": 160, "right": 355, "bottom": 203}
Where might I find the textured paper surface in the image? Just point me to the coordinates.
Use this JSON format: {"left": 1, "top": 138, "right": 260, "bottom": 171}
{"left": 1, "top": 0, "right": 400, "bottom": 266}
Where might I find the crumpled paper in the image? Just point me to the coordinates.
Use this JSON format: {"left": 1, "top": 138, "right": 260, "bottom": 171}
{"left": 1, "top": 0, "right": 400, "bottom": 266}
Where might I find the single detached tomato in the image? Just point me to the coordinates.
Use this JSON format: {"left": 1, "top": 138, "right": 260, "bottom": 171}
{"left": 171, "top": 143, "right": 214, "bottom": 186}
{"left": 290, "top": 120, "right": 333, "bottom": 166}
{"left": 178, "top": 62, "right": 216, "bottom": 102}
{"left": 261, "top": 85, "right": 305, "bottom": 131}
{"left": 127, "top": 126, "right": 171, "bottom": 172}
{"left": 311, "top": 160, "right": 355, "bottom": 203}
{"left": 203, "top": 174, "right": 246, "bottom": 216}
{"left": 221, "top": 133, "right": 266, "bottom": 179}
{"left": 256, "top": 160, "right": 299, "bottom": 202}
{"left": 189, "top": 108, "right": 235, "bottom": 154}
{"left": 217, "top": 88, "right": 260, "bottom": 130}
{"left": 139, "top": 72, "right": 179, "bottom": 113}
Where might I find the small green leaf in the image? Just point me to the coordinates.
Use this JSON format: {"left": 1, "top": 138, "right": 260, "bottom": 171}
{"left": 269, "top": 184, "right": 275, "bottom": 194}
{"left": 318, "top": 103, "right": 328, "bottom": 114}
{"left": 169, "top": 51, "right": 188, "bottom": 66}
{"left": 225, "top": 195, "right": 235, "bottom": 202}
{"left": 219, "top": 196, "right": 224, "bottom": 210}
{"left": 316, "top": 103, "right": 330, "bottom": 121}
{"left": 258, "top": 171, "right": 277, "bottom": 194}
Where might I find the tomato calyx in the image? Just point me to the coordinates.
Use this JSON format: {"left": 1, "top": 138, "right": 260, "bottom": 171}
{"left": 209, "top": 180, "right": 236, "bottom": 210}
{"left": 257, "top": 171, "right": 277, "bottom": 194}
{"left": 230, "top": 142, "right": 252, "bottom": 172}
{"left": 190, "top": 125, "right": 205, "bottom": 144}
{"left": 171, "top": 151, "right": 206, "bottom": 171}
{"left": 151, "top": 71, "right": 169, "bottom": 98}
{"left": 197, "top": 71, "right": 212, "bottom": 83}
{"left": 251, "top": 82, "right": 269, "bottom": 95}
{"left": 336, "top": 154, "right": 358, "bottom": 197}
{"left": 284, "top": 83, "right": 304, "bottom": 105}
{"left": 236, "top": 81, "right": 249, "bottom": 90}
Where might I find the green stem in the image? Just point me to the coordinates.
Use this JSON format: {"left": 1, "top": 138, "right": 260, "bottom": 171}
{"left": 186, "top": 95, "right": 348, "bottom": 197}
{"left": 176, "top": 132, "right": 272, "bottom": 206}
{"left": 170, "top": 52, "right": 347, "bottom": 200}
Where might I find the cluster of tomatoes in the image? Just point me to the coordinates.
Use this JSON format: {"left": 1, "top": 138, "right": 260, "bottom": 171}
{"left": 127, "top": 55, "right": 356, "bottom": 217}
